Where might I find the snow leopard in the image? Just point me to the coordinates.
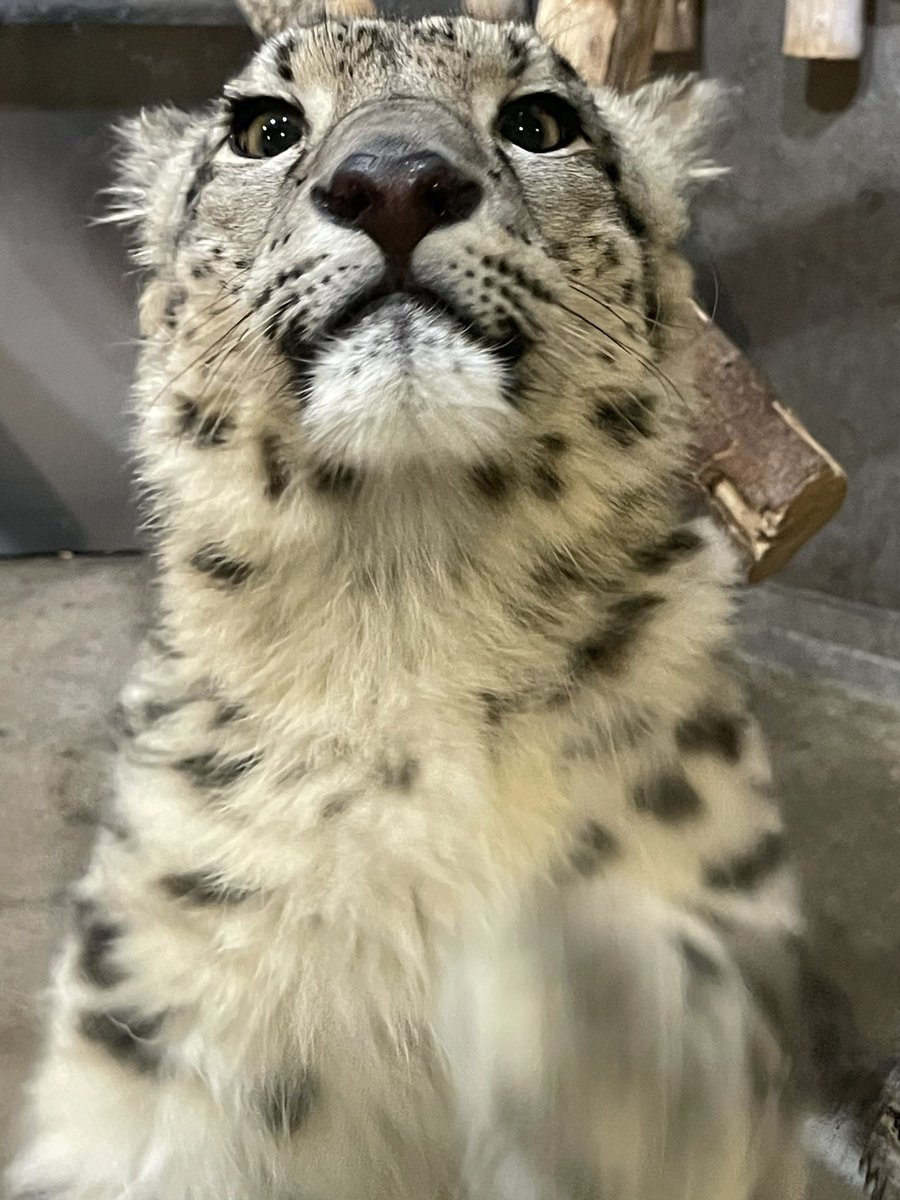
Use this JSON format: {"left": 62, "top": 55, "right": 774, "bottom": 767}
{"left": 8, "top": 3, "right": 822, "bottom": 1198}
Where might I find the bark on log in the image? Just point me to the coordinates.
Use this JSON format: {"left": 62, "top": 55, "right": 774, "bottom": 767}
{"left": 689, "top": 306, "right": 847, "bottom": 582}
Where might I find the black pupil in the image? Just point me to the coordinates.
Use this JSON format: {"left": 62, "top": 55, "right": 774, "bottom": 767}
{"left": 258, "top": 113, "right": 300, "bottom": 157}
{"left": 503, "top": 104, "right": 550, "bottom": 153}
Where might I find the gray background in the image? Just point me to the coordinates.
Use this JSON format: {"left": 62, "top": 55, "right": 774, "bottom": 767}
{"left": 1, "top": 0, "right": 898, "bottom": 610}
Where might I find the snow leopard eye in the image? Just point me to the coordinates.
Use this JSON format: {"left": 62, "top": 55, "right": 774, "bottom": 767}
{"left": 229, "top": 98, "right": 306, "bottom": 159}
{"left": 496, "top": 93, "right": 583, "bottom": 154}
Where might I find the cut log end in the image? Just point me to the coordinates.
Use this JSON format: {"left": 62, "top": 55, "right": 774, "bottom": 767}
{"left": 688, "top": 307, "right": 848, "bottom": 583}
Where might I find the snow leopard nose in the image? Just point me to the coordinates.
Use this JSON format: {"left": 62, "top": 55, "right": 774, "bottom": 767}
{"left": 313, "top": 150, "right": 482, "bottom": 264}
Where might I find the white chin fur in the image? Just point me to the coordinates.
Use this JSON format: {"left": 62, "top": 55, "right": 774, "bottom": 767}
{"left": 299, "top": 301, "right": 520, "bottom": 471}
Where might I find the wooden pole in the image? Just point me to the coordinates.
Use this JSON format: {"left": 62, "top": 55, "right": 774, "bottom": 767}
{"left": 654, "top": 0, "right": 697, "bottom": 54}
{"left": 783, "top": 0, "right": 865, "bottom": 59}
{"left": 463, "top": 0, "right": 530, "bottom": 20}
{"left": 534, "top": 0, "right": 663, "bottom": 90}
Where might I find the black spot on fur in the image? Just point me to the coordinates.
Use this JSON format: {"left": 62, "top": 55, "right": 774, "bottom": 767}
{"left": 381, "top": 759, "right": 419, "bottom": 790}
{"left": 678, "top": 935, "right": 723, "bottom": 983}
{"left": 569, "top": 821, "right": 619, "bottom": 877}
{"left": 143, "top": 698, "right": 187, "bottom": 724}
{"left": 75, "top": 900, "right": 126, "bottom": 989}
{"left": 571, "top": 592, "right": 665, "bottom": 677}
{"left": 676, "top": 708, "right": 746, "bottom": 764}
{"left": 472, "top": 460, "right": 511, "bottom": 501}
{"left": 321, "top": 792, "right": 354, "bottom": 819}
{"left": 190, "top": 544, "right": 254, "bottom": 586}
{"left": 481, "top": 690, "right": 519, "bottom": 726}
{"left": 537, "top": 432, "right": 568, "bottom": 455}
{"left": 261, "top": 433, "right": 291, "bottom": 500}
{"left": 177, "top": 750, "right": 261, "bottom": 789}
{"left": 591, "top": 391, "right": 656, "bottom": 446}
{"left": 632, "top": 528, "right": 703, "bottom": 574}
{"left": 161, "top": 871, "right": 254, "bottom": 905}
{"left": 275, "top": 38, "right": 295, "bottom": 81}
{"left": 633, "top": 770, "right": 704, "bottom": 823}
{"left": 177, "top": 397, "right": 234, "bottom": 447}
{"left": 531, "top": 462, "right": 564, "bottom": 501}
{"left": 532, "top": 551, "right": 582, "bottom": 592}
{"left": 79, "top": 1008, "right": 164, "bottom": 1073}
{"left": 212, "top": 702, "right": 246, "bottom": 727}
{"left": 184, "top": 160, "right": 214, "bottom": 213}
{"left": 261, "top": 1072, "right": 317, "bottom": 1136}
{"left": 310, "top": 463, "right": 358, "bottom": 495}
{"left": 164, "top": 286, "right": 187, "bottom": 329}
{"left": 616, "top": 195, "right": 647, "bottom": 242}
{"left": 704, "top": 831, "right": 788, "bottom": 892}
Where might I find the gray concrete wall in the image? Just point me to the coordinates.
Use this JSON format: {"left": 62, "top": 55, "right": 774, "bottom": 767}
{"left": 691, "top": 0, "right": 900, "bottom": 610}
{"left": 1, "top": 2, "right": 898, "bottom": 609}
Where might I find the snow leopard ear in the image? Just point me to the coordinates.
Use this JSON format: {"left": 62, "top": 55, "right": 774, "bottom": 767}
{"left": 104, "top": 105, "right": 196, "bottom": 272}
{"left": 612, "top": 74, "right": 731, "bottom": 191}
{"left": 590, "top": 74, "right": 730, "bottom": 242}
{"left": 235, "top": 0, "right": 376, "bottom": 39}
{"left": 627, "top": 75, "right": 730, "bottom": 184}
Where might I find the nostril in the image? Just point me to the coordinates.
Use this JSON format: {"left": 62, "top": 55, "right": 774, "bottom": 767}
{"left": 313, "top": 175, "right": 376, "bottom": 225}
{"left": 314, "top": 149, "right": 482, "bottom": 260}
{"left": 425, "top": 177, "right": 482, "bottom": 226}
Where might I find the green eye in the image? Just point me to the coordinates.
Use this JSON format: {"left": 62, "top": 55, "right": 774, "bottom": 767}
{"left": 497, "top": 93, "right": 583, "bottom": 154}
{"left": 229, "top": 99, "right": 305, "bottom": 159}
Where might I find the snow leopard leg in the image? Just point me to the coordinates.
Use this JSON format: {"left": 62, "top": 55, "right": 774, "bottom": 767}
{"left": 5, "top": 835, "right": 307, "bottom": 1200}
{"left": 447, "top": 706, "right": 811, "bottom": 1200}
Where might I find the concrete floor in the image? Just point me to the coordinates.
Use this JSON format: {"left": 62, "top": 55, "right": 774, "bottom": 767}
{"left": 3, "top": 556, "right": 899, "bottom": 1197}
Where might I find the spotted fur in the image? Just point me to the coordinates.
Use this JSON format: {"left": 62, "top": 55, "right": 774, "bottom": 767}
{"left": 10, "top": 8, "right": 814, "bottom": 1200}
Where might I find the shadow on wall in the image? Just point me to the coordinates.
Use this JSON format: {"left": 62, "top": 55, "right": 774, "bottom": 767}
{"left": 0, "top": 419, "right": 85, "bottom": 553}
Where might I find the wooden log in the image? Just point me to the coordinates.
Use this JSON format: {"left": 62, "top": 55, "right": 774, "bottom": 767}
{"left": 534, "top": 0, "right": 662, "bottom": 90}
{"left": 462, "top": 0, "right": 530, "bottom": 21}
{"left": 235, "top": 0, "right": 375, "bottom": 38}
{"left": 654, "top": 0, "right": 697, "bottom": 53}
{"left": 688, "top": 305, "right": 847, "bottom": 582}
{"left": 783, "top": 0, "right": 864, "bottom": 59}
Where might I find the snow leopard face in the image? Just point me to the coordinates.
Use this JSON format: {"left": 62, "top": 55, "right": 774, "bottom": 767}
{"left": 117, "top": 16, "right": 718, "bottom": 487}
